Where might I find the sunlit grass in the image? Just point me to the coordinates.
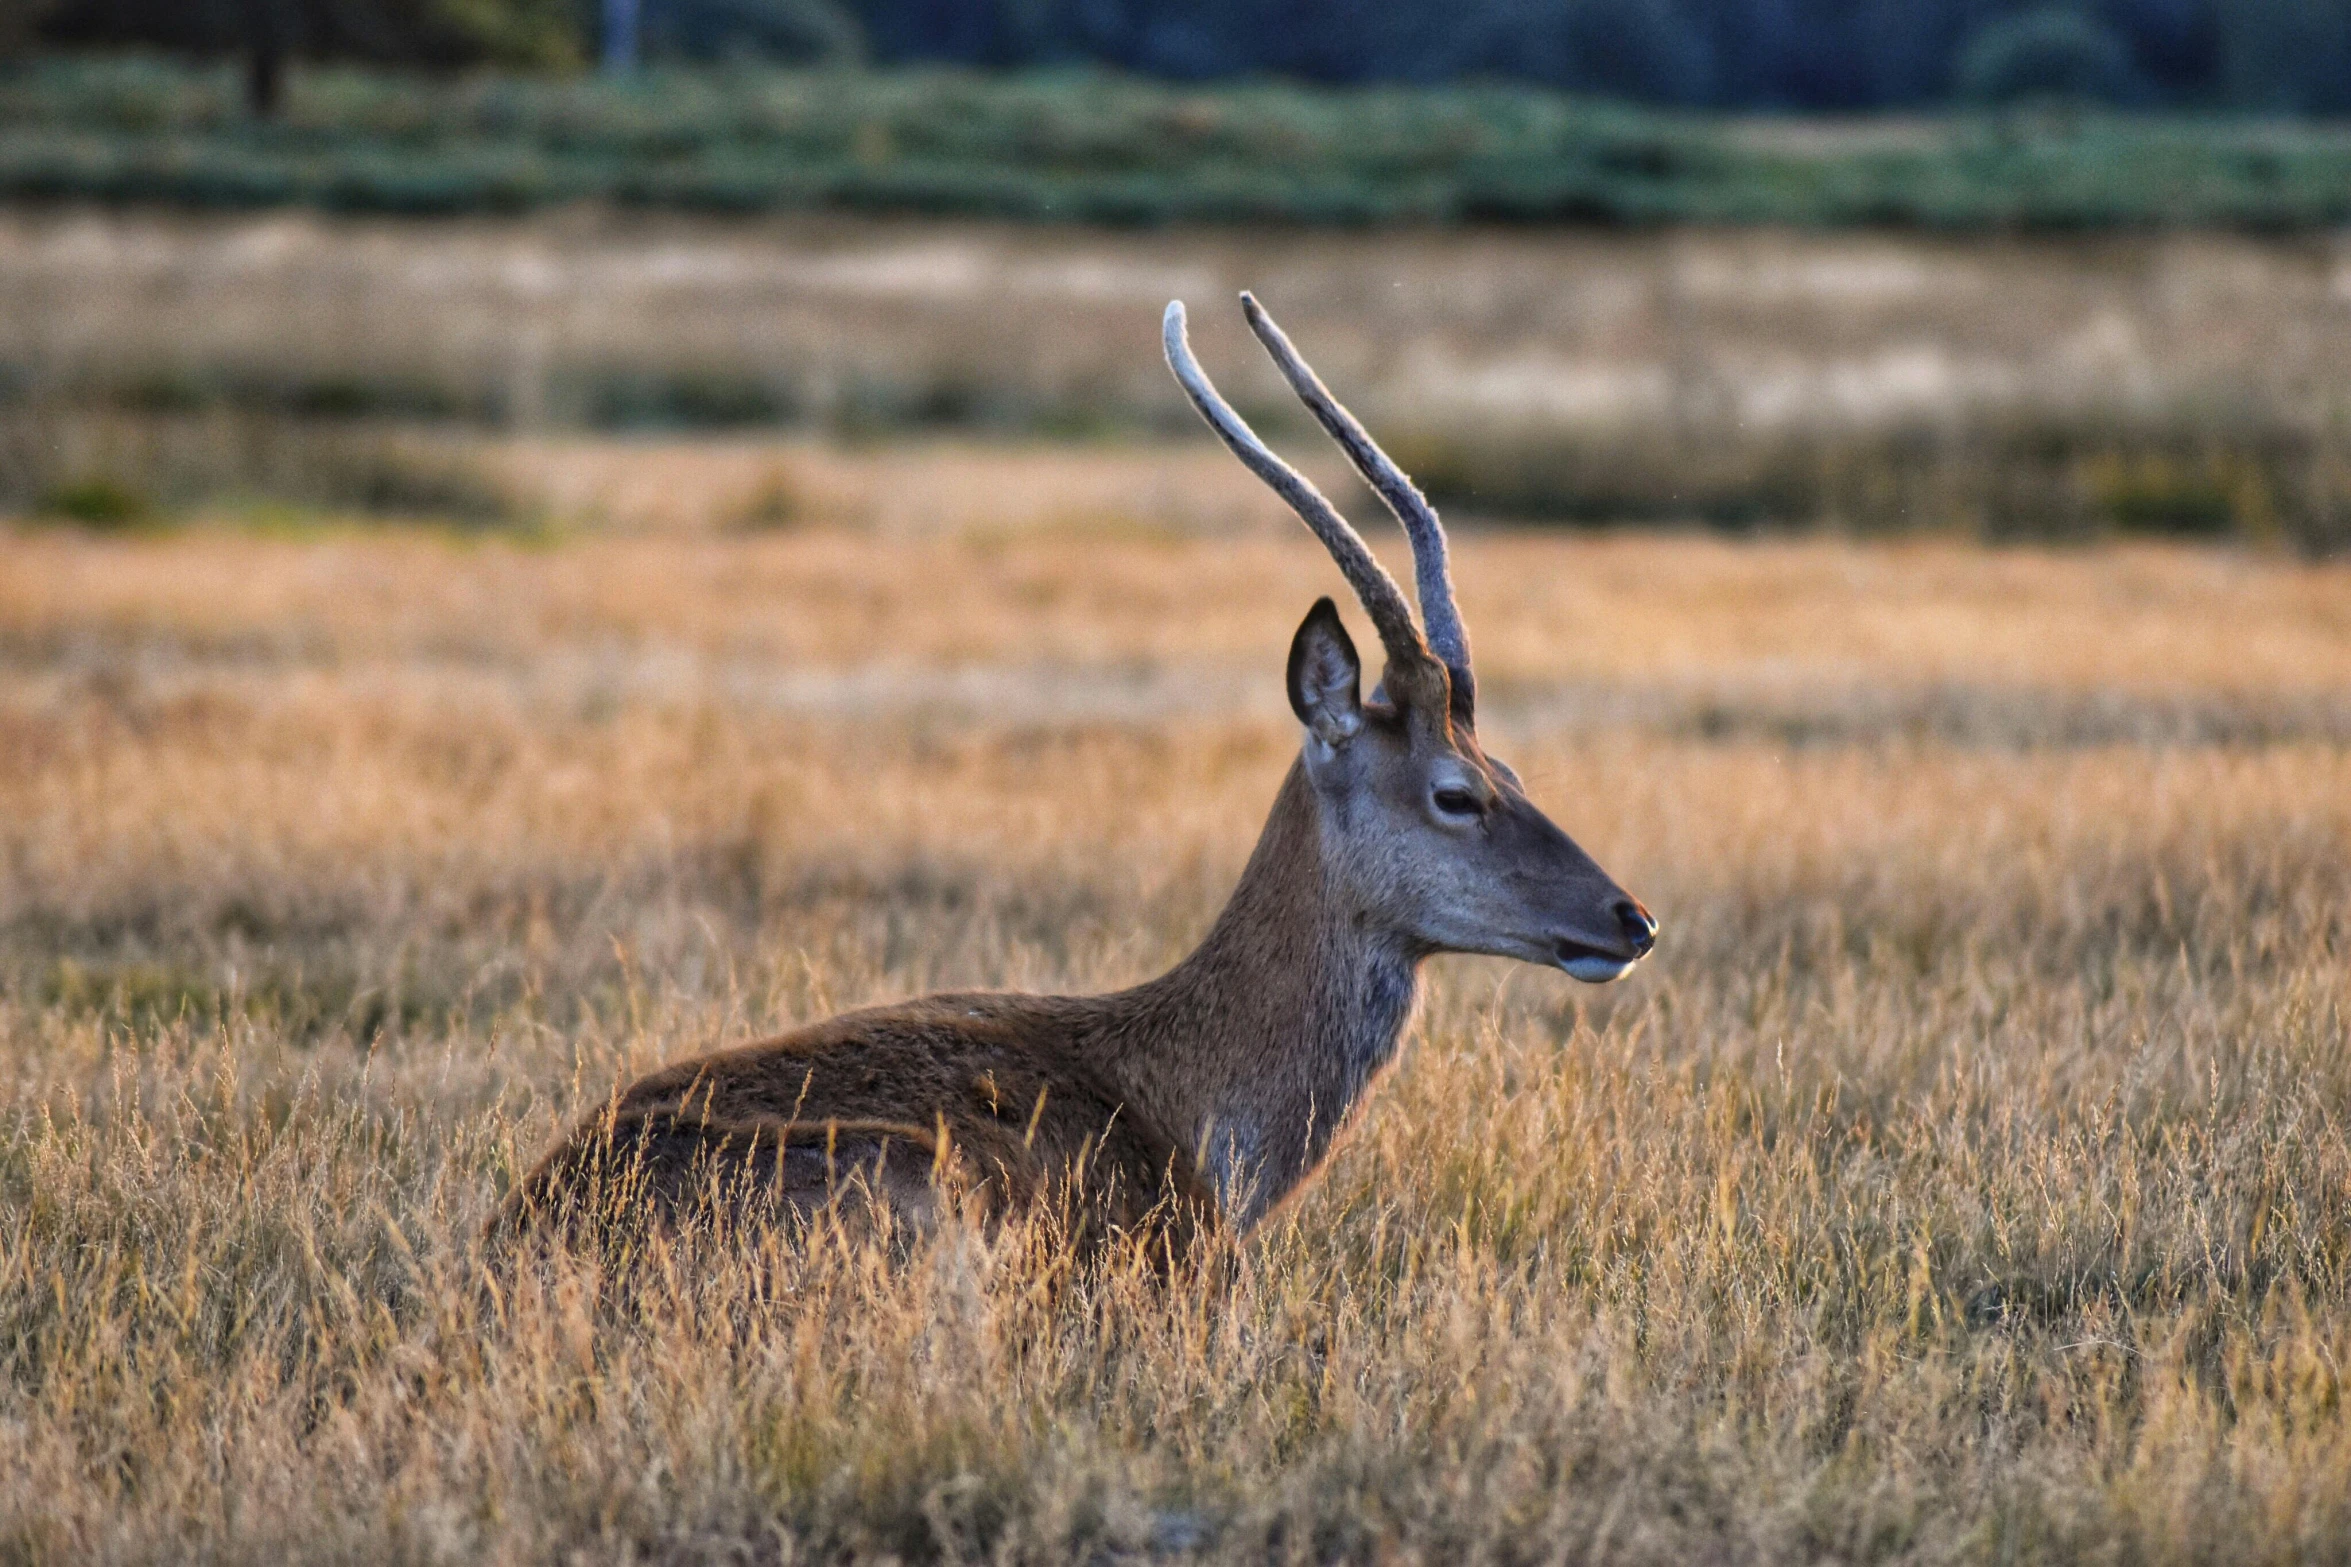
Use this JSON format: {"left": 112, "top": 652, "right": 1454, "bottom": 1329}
{"left": 3, "top": 524, "right": 2349, "bottom": 1560}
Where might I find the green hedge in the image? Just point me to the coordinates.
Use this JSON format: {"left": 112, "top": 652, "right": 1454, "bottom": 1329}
{"left": 7, "top": 54, "right": 2351, "bottom": 226}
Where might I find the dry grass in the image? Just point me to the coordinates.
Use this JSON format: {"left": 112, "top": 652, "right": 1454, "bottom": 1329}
{"left": 4, "top": 520, "right": 2351, "bottom": 1562}
{"left": 492, "top": 435, "right": 1320, "bottom": 540}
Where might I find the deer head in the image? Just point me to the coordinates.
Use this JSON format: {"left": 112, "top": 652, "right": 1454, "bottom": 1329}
{"left": 1165, "top": 295, "right": 1657, "bottom": 983}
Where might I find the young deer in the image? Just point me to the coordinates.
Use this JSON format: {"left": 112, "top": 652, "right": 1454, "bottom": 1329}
{"left": 507, "top": 294, "right": 1657, "bottom": 1247}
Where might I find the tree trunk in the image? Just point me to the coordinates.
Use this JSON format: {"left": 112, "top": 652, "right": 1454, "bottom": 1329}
{"left": 243, "top": 0, "right": 286, "bottom": 119}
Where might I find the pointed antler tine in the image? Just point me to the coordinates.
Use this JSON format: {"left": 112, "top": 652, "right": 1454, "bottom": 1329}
{"left": 1238, "top": 291, "right": 1474, "bottom": 724}
{"left": 1162, "top": 300, "right": 1432, "bottom": 682}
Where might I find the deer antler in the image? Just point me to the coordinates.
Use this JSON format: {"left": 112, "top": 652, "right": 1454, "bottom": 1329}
{"left": 1239, "top": 292, "right": 1474, "bottom": 724}
{"left": 1162, "top": 300, "right": 1439, "bottom": 694}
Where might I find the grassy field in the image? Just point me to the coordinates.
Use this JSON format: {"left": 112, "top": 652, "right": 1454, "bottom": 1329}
{"left": 7, "top": 212, "right": 2351, "bottom": 547}
{"left": 11, "top": 55, "right": 2351, "bottom": 229}
{"left": 4, "top": 515, "right": 2351, "bottom": 1560}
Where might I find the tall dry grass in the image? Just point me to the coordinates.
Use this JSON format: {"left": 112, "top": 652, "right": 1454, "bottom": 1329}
{"left": 3, "top": 523, "right": 2351, "bottom": 1560}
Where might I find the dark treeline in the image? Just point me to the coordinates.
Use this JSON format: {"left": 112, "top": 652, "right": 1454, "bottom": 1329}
{"left": 26, "top": 0, "right": 2351, "bottom": 114}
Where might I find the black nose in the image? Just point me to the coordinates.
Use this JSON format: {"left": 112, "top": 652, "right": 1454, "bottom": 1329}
{"left": 1613, "top": 899, "right": 1658, "bottom": 957}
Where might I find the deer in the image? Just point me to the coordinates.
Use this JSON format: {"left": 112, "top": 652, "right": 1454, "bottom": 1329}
{"left": 503, "top": 293, "right": 1658, "bottom": 1253}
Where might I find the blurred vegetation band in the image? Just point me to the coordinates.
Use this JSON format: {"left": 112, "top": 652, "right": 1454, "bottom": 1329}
{"left": 7, "top": 57, "right": 2351, "bottom": 227}
{"left": 0, "top": 408, "right": 519, "bottom": 528}
{"left": 8, "top": 403, "right": 2349, "bottom": 553}
{"left": 1386, "top": 419, "right": 2351, "bottom": 554}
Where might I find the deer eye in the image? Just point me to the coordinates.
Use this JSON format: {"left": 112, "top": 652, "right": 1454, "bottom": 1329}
{"left": 1432, "top": 786, "right": 1484, "bottom": 819}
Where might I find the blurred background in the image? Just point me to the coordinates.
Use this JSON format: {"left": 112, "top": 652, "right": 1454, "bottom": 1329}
{"left": 2, "top": 0, "right": 2350, "bottom": 547}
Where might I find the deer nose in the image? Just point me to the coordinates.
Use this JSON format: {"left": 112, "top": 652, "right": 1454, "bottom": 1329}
{"left": 1613, "top": 899, "right": 1658, "bottom": 957}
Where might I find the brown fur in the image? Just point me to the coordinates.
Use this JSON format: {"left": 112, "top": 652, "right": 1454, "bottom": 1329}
{"left": 509, "top": 989, "right": 1215, "bottom": 1247}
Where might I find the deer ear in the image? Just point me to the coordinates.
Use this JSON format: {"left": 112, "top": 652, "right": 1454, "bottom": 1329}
{"left": 1287, "top": 597, "right": 1363, "bottom": 747}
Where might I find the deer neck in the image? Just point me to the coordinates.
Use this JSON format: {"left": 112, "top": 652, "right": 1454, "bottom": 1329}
{"left": 1102, "top": 758, "right": 1422, "bottom": 1227}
